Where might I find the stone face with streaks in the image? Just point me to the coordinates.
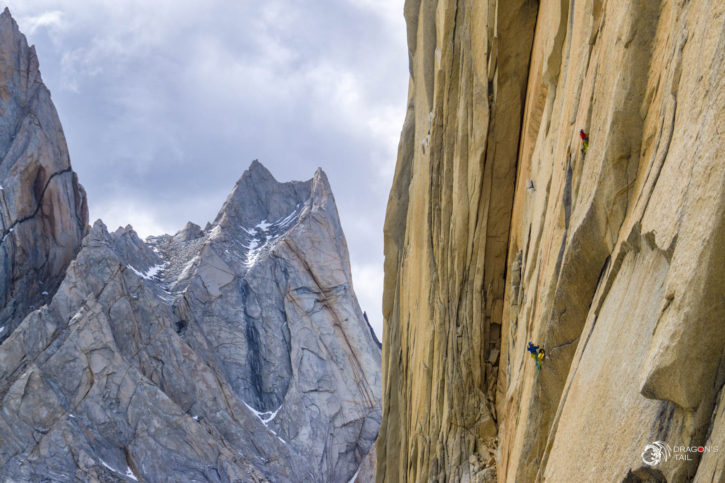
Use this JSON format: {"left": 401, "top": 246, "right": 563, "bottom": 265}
{"left": 0, "top": 10, "right": 380, "bottom": 482}
{"left": 0, "top": 160, "right": 382, "bottom": 482}
{"left": 378, "top": 0, "right": 725, "bottom": 482}
{"left": 0, "top": 8, "right": 88, "bottom": 344}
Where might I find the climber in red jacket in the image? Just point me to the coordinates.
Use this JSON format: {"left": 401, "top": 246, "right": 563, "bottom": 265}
{"left": 579, "top": 129, "right": 589, "bottom": 154}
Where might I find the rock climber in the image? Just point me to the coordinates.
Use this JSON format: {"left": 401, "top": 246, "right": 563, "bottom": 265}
{"left": 527, "top": 341, "right": 545, "bottom": 370}
{"left": 537, "top": 348, "right": 545, "bottom": 368}
{"left": 579, "top": 129, "right": 589, "bottom": 154}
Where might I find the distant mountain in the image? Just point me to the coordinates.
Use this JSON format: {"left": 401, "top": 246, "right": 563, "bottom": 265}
{"left": 0, "top": 9, "right": 380, "bottom": 482}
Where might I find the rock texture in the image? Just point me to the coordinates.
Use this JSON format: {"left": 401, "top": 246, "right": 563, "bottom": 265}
{"left": 0, "top": 160, "right": 381, "bottom": 482}
{"left": 0, "top": 12, "right": 380, "bottom": 482}
{"left": 380, "top": 0, "right": 724, "bottom": 482}
{"left": 0, "top": 8, "right": 88, "bottom": 344}
{"left": 378, "top": 1, "right": 537, "bottom": 481}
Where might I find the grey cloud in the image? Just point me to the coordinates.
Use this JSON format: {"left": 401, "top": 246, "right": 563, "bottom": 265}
{"left": 5, "top": 0, "right": 408, "bottom": 337}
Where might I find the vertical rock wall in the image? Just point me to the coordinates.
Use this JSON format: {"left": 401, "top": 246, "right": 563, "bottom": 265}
{"left": 380, "top": 0, "right": 725, "bottom": 481}
{"left": 378, "top": 1, "right": 538, "bottom": 480}
{"left": 0, "top": 9, "right": 88, "bottom": 343}
{"left": 500, "top": 1, "right": 725, "bottom": 481}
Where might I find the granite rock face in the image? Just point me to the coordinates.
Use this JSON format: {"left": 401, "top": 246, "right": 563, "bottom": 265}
{"left": 379, "top": 0, "right": 724, "bottom": 482}
{"left": 0, "top": 8, "right": 88, "bottom": 345}
{"left": 0, "top": 11, "right": 380, "bottom": 482}
{"left": 378, "top": 1, "right": 537, "bottom": 481}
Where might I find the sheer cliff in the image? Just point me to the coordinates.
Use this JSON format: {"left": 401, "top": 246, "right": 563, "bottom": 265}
{"left": 0, "top": 11, "right": 380, "bottom": 482}
{"left": 379, "top": 0, "right": 724, "bottom": 482}
{"left": 0, "top": 8, "right": 88, "bottom": 346}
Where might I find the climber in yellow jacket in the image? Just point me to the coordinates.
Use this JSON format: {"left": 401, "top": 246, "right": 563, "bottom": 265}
{"left": 579, "top": 129, "right": 589, "bottom": 154}
{"left": 527, "top": 341, "right": 545, "bottom": 370}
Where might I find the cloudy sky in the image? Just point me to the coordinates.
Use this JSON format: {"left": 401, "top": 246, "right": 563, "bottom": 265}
{"left": 7, "top": 0, "right": 409, "bottom": 337}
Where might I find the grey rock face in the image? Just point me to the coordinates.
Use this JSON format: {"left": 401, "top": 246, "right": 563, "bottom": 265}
{"left": 0, "top": 161, "right": 381, "bottom": 482}
{"left": 0, "top": 11, "right": 379, "bottom": 483}
{"left": 0, "top": 8, "right": 88, "bottom": 344}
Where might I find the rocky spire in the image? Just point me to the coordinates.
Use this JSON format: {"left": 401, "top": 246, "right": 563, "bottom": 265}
{"left": 213, "top": 159, "right": 313, "bottom": 229}
{"left": 0, "top": 8, "right": 88, "bottom": 343}
{"left": 0, "top": 11, "right": 379, "bottom": 481}
{"left": 0, "top": 154, "right": 380, "bottom": 481}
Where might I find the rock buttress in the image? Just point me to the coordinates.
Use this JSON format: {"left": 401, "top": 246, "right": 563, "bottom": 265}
{"left": 377, "top": 1, "right": 538, "bottom": 481}
{"left": 0, "top": 9, "right": 88, "bottom": 343}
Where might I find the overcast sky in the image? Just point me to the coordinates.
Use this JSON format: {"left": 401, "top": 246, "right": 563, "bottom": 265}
{"left": 6, "top": 1, "right": 408, "bottom": 338}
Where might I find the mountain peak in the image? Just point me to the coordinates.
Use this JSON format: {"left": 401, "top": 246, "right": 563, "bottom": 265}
{"left": 0, "top": 16, "right": 379, "bottom": 483}
{"left": 213, "top": 160, "right": 312, "bottom": 229}
{"left": 0, "top": 7, "right": 22, "bottom": 44}
{"left": 248, "top": 158, "right": 271, "bottom": 174}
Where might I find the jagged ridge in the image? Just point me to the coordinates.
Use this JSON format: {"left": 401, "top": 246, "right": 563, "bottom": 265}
{"left": 0, "top": 10, "right": 381, "bottom": 482}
